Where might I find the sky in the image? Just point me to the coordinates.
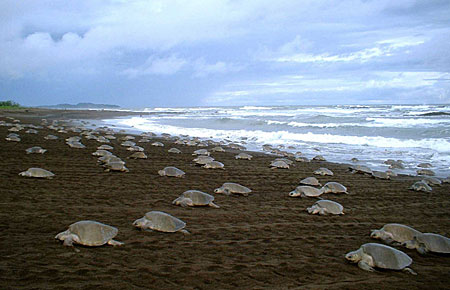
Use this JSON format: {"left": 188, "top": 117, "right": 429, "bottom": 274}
{"left": 1, "top": 0, "right": 450, "bottom": 108}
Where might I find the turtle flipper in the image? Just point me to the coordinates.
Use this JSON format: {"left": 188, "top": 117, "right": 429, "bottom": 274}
{"left": 358, "top": 261, "right": 375, "bottom": 272}
{"left": 180, "top": 229, "right": 190, "bottom": 235}
{"left": 63, "top": 235, "right": 74, "bottom": 247}
{"left": 108, "top": 239, "right": 124, "bottom": 246}
{"left": 403, "top": 267, "right": 417, "bottom": 275}
{"left": 209, "top": 202, "right": 220, "bottom": 208}
{"left": 417, "top": 245, "right": 428, "bottom": 255}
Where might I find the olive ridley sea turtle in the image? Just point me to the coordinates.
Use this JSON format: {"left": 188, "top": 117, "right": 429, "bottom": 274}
{"left": 289, "top": 186, "right": 323, "bottom": 198}
{"left": 403, "top": 233, "right": 450, "bottom": 254}
{"left": 173, "top": 190, "right": 220, "bottom": 208}
{"left": 345, "top": 243, "right": 416, "bottom": 274}
{"left": 55, "top": 220, "right": 123, "bottom": 247}
{"left": 314, "top": 167, "right": 334, "bottom": 176}
{"left": 307, "top": 200, "right": 344, "bottom": 215}
{"left": 370, "top": 223, "right": 422, "bottom": 245}
{"left": 25, "top": 146, "right": 47, "bottom": 154}
{"left": 158, "top": 166, "right": 185, "bottom": 177}
{"left": 299, "top": 177, "right": 321, "bottom": 187}
{"left": 19, "top": 168, "right": 55, "bottom": 179}
{"left": 214, "top": 182, "right": 252, "bottom": 196}
{"left": 133, "top": 211, "right": 189, "bottom": 234}
{"left": 321, "top": 182, "right": 348, "bottom": 194}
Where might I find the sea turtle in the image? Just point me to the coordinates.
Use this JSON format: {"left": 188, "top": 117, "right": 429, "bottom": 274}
{"left": 409, "top": 181, "right": 432, "bottom": 193}
{"left": 314, "top": 167, "right": 334, "bottom": 176}
{"left": 211, "top": 146, "right": 225, "bottom": 152}
{"left": 235, "top": 153, "right": 252, "bottom": 160}
{"left": 351, "top": 157, "right": 359, "bottom": 163}
{"left": 133, "top": 211, "right": 189, "bottom": 234}
{"left": 274, "top": 158, "right": 293, "bottom": 165}
{"left": 321, "top": 182, "right": 348, "bottom": 194}
{"left": 120, "top": 135, "right": 135, "bottom": 141}
{"left": 192, "top": 149, "right": 210, "bottom": 156}
{"left": 151, "top": 141, "right": 164, "bottom": 147}
{"left": 345, "top": 243, "right": 416, "bottom": 274}
{"left": 25, "top": 129, "right": 38, "bottom": 134}
{"left": 98, "top": 155, "right": 124, "bottom": 165}
{"left": 417, "top": 163, "right": 432, "bottom": 168}
{"left": 103, "top": 161, "right": 129, "bottom": 172}
{"left": 172, "top": 190, "right": 220, "bottom": 208}
{"left": 372, "top": 171, "right": 390, "bottom": 180}
{"left": 295, "top": 156, "right": 310, "bottom": 162}
{"left": 214, "top": 182, "right": 252, "bottom": 196}
{"left": 403, "top": 233, "right": 450, "bottom": 254}
{"left": 44, "top": 134, "right": 58, "bottom": 140}
{"left": 417, "top": 169, "right": 435, "bottom": 176}
{"left": 270, "top": 160, "right": 290, "bottom": 169}
{"left": 168, "top": 148, "right": 182, "bottom": 154}
{"left": 6, "top": 135, "right": 21, "bottom": 142}
{"left": 127, "top": 145, "right": 145, "bottom": 152}
{"left": 421, "top": 177, "right": 442, "bottom": 187}
{"left": 193, "top": 156, "right": 215, "bottom": 165}
{"left": 371, "top": 224, "right": 422, "bottom": 245}
{"left": 19, "top": 168, "right": 55, "bottom": 179}
{"left": 97, "top": 144, "right": 114, "bottom": 150}
{"left": 307, "top": 200, "right": 344, "bottom": 215}
{"left": 55, "top": 220, "right": 123, "bottom": 247}
{"left": 92, "top": 150, "right": 113, "bottom": 157}
{"left": 299, "top": 177, "right": 321, "bottom": 187}
{"left": 389, "top": 161, "right": 405, "bottom": 170}
{"left": 312, "top": 155, "right": 326, "bottom": 161}
{"left": 203, "top": 161, "right": 225, "bottom": 169}
{"left": 128, "top": 151, "right": 148, "bottom": 159}
{"left": 67, "top": 141, "right": 86, "bottom": 149}
{"left": 349, "top": 165, "right": 373, "bottom": 175}
{"left": 25, "top": 146, "right": 47, "bottom": 154}
{"left": 158, "top": 166, "right": 185, "bottom": 177}
{"left": 289, "top": 186, "right": 323, "bottom": 198}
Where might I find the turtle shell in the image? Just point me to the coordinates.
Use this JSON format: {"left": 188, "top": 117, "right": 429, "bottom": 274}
{"left": 144, "top": 211, "right": 186, "bottom": 232}
{"left": 314, "top": 200, "right": 344, "bottom": 214}
{"left": 417, "top": 233, "right": 450, "bottom": 253}
{"left": 362, "top": 243, "right": 412, "bottom": 270}
{"left": 182, "top": 190, "right": 215, "bottom": 205}
{"left": 69, "top": 220, "right": 118, "bottom": 246}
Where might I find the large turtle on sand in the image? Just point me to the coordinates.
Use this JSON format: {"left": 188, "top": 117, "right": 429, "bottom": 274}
{"left": 299, "top": 177, "right": 321, "bottom": 187}
{"left": 173, "top": 190, "right": 220, "bottom": 208}
{"left": 19, "top": 168, "right": 55, "bottom": 179}
{"left": 289, "top": 186, "right": 323, "bottom": 198}
{"left": 25, "top": 146, "right": 47, "bottom": 154}
{"left": 345, "top": 243, "right": 416, "bottom": 274}
{"left": 307, "top": 200, "right": 344, "bottom": 215}
{"left": 214, "top": 182, "right": 252, "bottom": 196}
{"left": 133, "top": 211, "right": 189, "bottom": 234}
{"left": 158, "top": 166, "right": 185, "bottom": 177}
{"left": 314, "top": 167, "right": 334, "bottom": 176}
{"left": 321, "top": 182, "right": 348, "bottom": 194}
{"left": 55, "top": 220, "right": 123, "bottom": 247}
{"left": 403, "top": 233, "right": 450, "bottom": 254}
{"left": 409, "top": 181, "right": 432, "bottom": 193}
{"left": 370, "top": 223, "right": 422, "bottom": 245}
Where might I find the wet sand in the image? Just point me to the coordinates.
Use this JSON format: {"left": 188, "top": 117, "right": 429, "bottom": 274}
{"left": 1, "top": 108, "right": 449, "bottom": 289}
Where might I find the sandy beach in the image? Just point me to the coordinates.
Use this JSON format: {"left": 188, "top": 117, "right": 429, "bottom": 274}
{"left": 1, "top": 108, "right": 449, "bottom": 289}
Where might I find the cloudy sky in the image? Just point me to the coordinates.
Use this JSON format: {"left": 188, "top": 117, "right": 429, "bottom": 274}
{"left": 1, "top": 0, "right": 450, "bottom": 107}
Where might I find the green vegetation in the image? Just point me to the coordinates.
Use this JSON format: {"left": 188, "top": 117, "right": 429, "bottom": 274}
{"left": 0, "top": 100, "right": 22, "bottom": 109}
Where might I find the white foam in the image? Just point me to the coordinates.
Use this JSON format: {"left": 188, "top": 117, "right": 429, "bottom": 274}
{"left": 366, "top": 117, "right": 450, "bottom": 127}
{"left": 110, "top": 117, "right": 450, "bottom": 153}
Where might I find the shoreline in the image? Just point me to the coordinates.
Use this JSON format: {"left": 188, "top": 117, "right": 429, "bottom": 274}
{"left": 1, "top": 108, "right": 449, "bottom": 289}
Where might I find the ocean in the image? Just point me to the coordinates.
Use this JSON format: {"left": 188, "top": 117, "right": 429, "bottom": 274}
{"left": 93, "top": 104, "right": 450, "bottom": 177}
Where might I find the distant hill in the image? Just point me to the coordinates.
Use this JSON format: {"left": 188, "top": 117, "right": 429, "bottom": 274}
{"left": 39, "top": 102, "right": 121, "bottom": 109}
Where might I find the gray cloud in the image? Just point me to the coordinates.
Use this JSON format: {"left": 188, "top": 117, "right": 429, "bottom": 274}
{"left": 1, "top": 0, "right": 449, "bottom": 106}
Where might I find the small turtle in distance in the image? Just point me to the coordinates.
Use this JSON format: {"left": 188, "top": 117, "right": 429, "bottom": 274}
{"left": 19, "top": 168, "right": 55, "bottom": 179}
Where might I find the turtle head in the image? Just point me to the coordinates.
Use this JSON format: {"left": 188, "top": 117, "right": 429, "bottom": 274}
{"left": 157, "top": 170, "right": 165, "bottom": 176}
{"left": 132, "top": 217, "right": 147, "bottom": 229}
{"left": 370, "top": 229, "right": 382, "bottom": 239}
{"left": 345, "top": 249, "right": 362, "bottom": 263}
{"left": 214, "top": 187, "right": 226, "bottom": 194}
{"left": 19, "top": 171, "right": 30, "bottom": 177}
{"left": 402, "top": 237, "right": 419, "bottom": 249}
{"left": 289, "top": 191, "right": 300, "bottom": 197}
